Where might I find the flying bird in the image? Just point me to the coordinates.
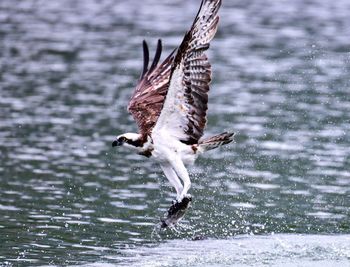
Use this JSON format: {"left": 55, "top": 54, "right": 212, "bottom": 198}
{"left": 113, "top": 0, "right": 233, "bottom": 223}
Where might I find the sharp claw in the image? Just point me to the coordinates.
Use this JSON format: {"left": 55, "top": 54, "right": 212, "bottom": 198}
{"left": 161, "top": 196, "right": 193, "bottom": 228}
{"left": 177, "top": 194, "right": 191, "bottom": 202}
{"left": 185, "top": 194, "right": 192, "bottom": 200}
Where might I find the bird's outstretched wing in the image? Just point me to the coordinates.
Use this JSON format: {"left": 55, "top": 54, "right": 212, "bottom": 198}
{"left": 127, "top": 40, "right": 175, "bottom": 139}
{"left": 153, "top": 0, "right": 221, "bottom": 144}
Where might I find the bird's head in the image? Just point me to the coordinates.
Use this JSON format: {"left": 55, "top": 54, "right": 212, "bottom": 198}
{"left": 112, "top": 133, "right": 142, "bottom": 148}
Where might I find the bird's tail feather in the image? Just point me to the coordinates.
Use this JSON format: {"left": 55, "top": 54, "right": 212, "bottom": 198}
{"left": 198, "top": 132, "right": 235, "bottom": 152}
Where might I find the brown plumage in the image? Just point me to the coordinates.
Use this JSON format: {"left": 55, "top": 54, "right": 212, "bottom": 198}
{"left": 198, "top": 132, "right": 235, "bottom": 151}
{"left": 127, "top": 40, "right": 176, "bottom": 140}
{"left": 173, "top": 0, "right": 220, "bottom": 144}
{"left": 114, "top": 0, "right": 232, "bottom": 225}
{"left": 127, "top": 0, "right": 221, "bottom": 145}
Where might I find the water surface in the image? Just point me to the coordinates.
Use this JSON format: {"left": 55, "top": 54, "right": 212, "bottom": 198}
{"left": 0, "top": 0, "right": 349, "bottom": 265}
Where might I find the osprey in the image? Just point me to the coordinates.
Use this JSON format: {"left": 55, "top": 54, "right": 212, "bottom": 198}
{"left": 113, "top": 0, "right": 233, "bottom": 207}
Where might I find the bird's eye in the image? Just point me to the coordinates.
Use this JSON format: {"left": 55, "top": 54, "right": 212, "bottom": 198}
{"left": 119, "top": 137, "right": 127, "bottom": 142}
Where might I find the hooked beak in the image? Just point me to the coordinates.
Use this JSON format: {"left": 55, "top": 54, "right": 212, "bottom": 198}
{"left": 112, "top": 139, "right": 122, "bottom": 147}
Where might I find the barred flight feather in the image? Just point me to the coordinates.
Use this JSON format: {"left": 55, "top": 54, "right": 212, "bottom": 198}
{"left": 153, "top": 0, "right": 222, "bottom": 145}
{"left": 128, "top": 0, "right": 221, "bottom": 145}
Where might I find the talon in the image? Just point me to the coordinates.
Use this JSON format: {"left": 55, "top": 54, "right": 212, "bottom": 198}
{"left": 160, "top": 219, "right": 168, "bottom": 229}
{"left": 184, "top": 194, "right": 192, "bottom": 201}
{"left": 160, "top": 195, "right": 192, "bottom": 228}
{"left": 177, "top": 194, "right": 192, "bottom": 203}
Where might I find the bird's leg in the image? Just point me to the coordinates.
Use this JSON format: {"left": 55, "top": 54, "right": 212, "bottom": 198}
{"left": 159, "top": 161, "right": 192, "bottom": 228}
{"left": 160, "top": 164, "right": 183, "bottom": 200}
{"left": 169, "top": 158, "right": 192, "bottom": 202}
{"left": 161, "top": 192, "right": 192, "bottom": 228}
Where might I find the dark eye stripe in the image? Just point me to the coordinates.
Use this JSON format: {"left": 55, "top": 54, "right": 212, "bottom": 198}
{"left": 128, "top": 139, "right": 143, "bottom": 147}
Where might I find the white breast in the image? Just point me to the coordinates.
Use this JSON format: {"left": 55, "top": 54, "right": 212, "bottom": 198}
{"left": 151, "top": 128, "right": 197, "bottom": 165}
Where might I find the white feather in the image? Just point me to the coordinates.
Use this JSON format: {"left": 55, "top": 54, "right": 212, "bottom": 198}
{"left": 152, "top": 66, "right": 189, "bottom": 141}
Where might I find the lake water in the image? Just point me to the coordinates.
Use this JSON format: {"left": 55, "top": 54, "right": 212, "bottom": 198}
{"left": 0, "top": 0, "right": 349, "bottom": 266}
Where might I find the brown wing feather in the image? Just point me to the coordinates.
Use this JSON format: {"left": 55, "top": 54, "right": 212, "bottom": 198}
{"left": 128, "top": 0, "right": 221, "bottom": 143}
{"left": 127, "top": 40, "right": 175, "bottom": 138}
{"left": 170, "top": 0, "right": 221, "bottom": 144}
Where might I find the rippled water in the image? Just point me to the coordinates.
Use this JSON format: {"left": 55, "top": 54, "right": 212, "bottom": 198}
{"left": 1, "top": 0, "right": 350, "bottom": 265}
